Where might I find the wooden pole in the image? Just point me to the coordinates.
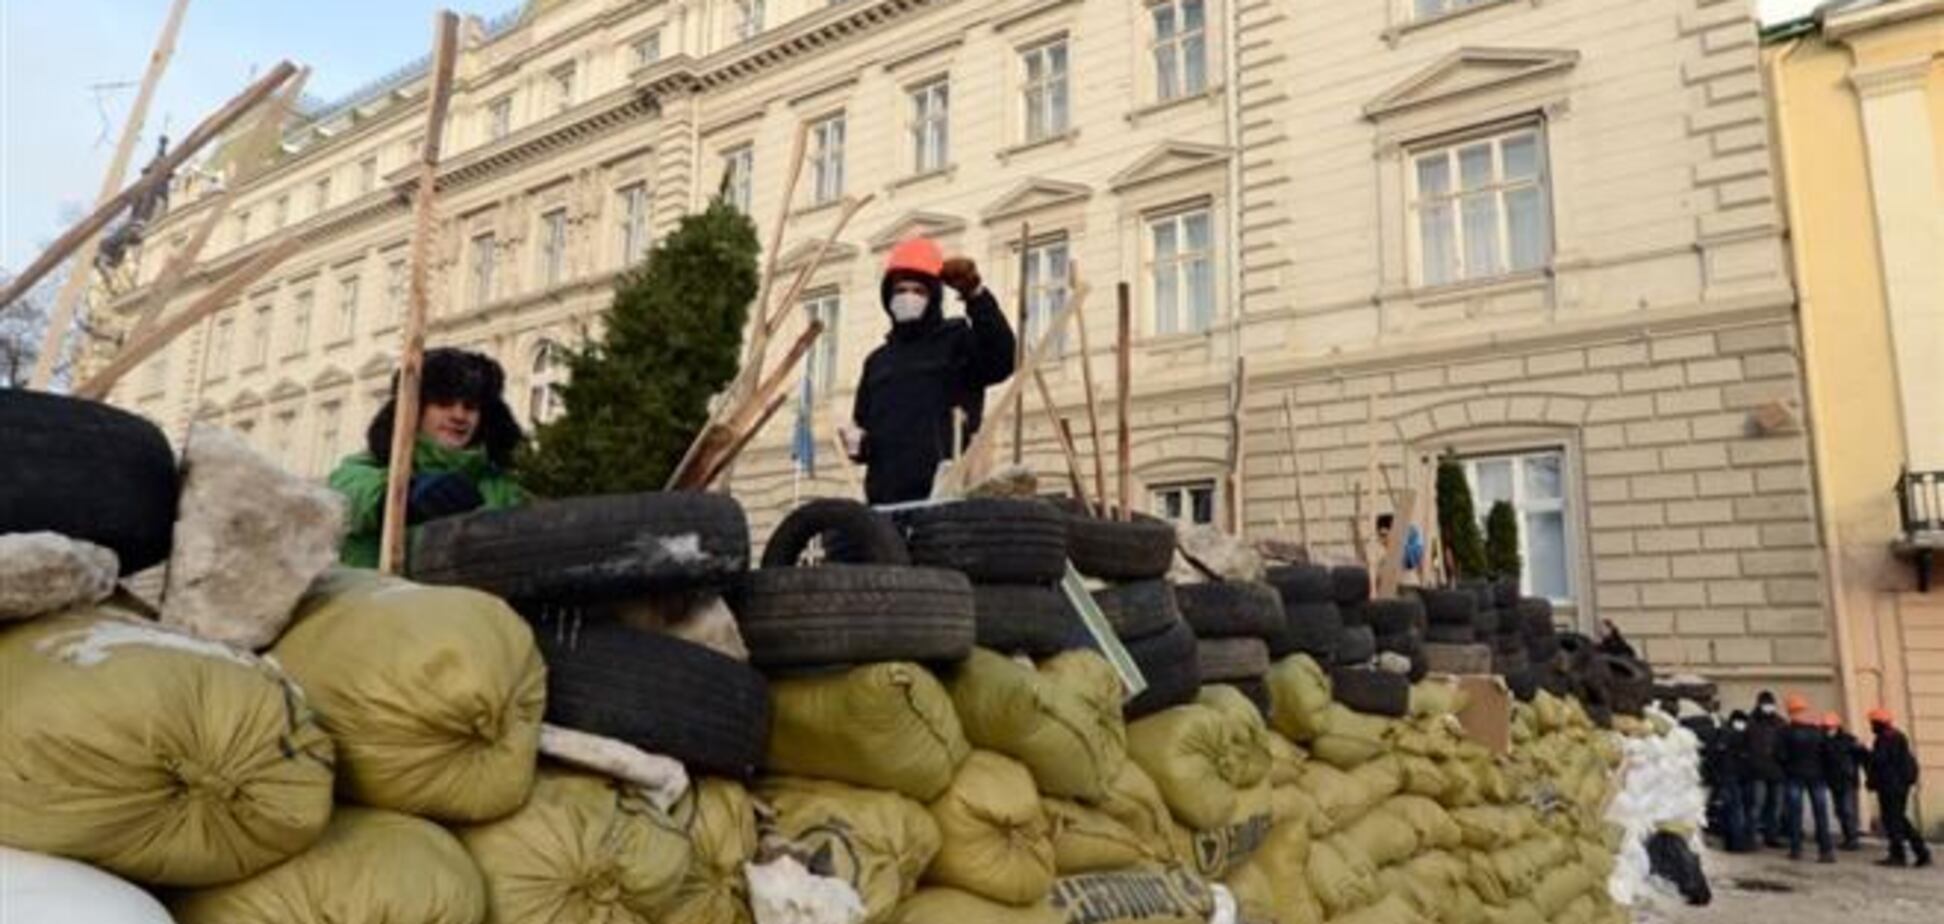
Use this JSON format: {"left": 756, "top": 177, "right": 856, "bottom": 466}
{"left": 946, "top": 281, "right": 1091, "bottom": 493}
{"left": 1057, "top": 418, "right": 1092, "bottom": 510}
{"left": 1282, "top": 394, "right": 1308, "bottom": 549}
{"left": 737, "top": 121, "right": 811, "bottom": 398}
{"left": 700, "top": 389, "right": 792, "bottom": 489}
{"left": 73, "top": 236, "right": 300, "bottom": 400}
{"left": 759, "top": 194, "right": 872, "bottom": 340}
{"left": 1013, "top": 221, "right": 1030, "bottom": 466}
{"left": 1226, "top": 357, "right": 1249, "bottom": 536}
{"left": 1068, "top": 260, "right": 1107, "bottom": 511}
{"left": 1033, "top": 370, "right": 1089, "bottom": 509}
{"left": 377, "top": 11, "right": 461, "bottom": 576}
{"left": 24, "top": 0, "right": 191, "bottom": 387}
{"left": 668, "top": 318, "right": 827, "bottom": 489}
{"left": 1116, "top": 282, "right": 1133, "bottom": 521}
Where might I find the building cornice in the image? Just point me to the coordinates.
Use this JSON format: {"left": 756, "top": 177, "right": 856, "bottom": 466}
{"left": 1825, "top": 0, "right": 1944, "bottom": 41}
{"left": 634, "top": 0, "right": 945, "bottom": 98}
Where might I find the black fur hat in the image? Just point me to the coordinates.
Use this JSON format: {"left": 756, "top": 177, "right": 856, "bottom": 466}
{"left": 365, "top": 347, "right": 524, "bottom": 468}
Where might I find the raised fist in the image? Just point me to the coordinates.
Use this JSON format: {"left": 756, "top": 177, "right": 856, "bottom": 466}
{"left": 939, "top": 257, "right": 982, "bottom": 296}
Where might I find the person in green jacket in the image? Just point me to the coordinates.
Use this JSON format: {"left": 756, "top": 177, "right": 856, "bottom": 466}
{"left": 329, "top": 348, "right": 528, "bottom": 568}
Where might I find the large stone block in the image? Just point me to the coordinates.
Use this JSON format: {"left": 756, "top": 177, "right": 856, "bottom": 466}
{"left": 160, "top": 426, "right": 347, "bottom": 650}
{"left": 0, "top": 532, "right": 117, "bottom": 622}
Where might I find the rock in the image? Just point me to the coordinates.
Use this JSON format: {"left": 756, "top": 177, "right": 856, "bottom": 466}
{"left": 1254, "top": 539, "right": 1310, "bottom": 565}
{"left": 965, "top": 464, "right": 1039, "bottom": 500}
{"left": 537, "top": 724, "right": 690, "bottom": 811}
{"left": 0, "top": 533, "right": 118, "bottom": 622}
{"left": 160, "top": 426, "right": 346, "bottom": 650}
{"left": 1170, "top": 524, "right": 1265, "bottom": 584}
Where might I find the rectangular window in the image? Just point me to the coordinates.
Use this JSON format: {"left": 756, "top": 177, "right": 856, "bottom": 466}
{"left": 1021, "top": 39, "right": 1071, "bottom": 143}
{"left": 810, "top": 114, "right": 846, "bottom": 205}
{"left": 617, "top": 183, "right": 651, "bottom": 266}
{"left": 208, "top": 316, "right": 234, "bottom": 380}
{"left": 1410, "top": 126, "right": 1550, "bottom": 286}
{"left": 274, "top": 411, "right": 296, "bottom": 467}
{"left": 1148, "top": 207, "right": 1216, "bottom": 335}
{"left": 1151, "top": 0, "right": 1208, "bottom": 101}
{"left": 539, "top": 209, "right": 568, "bottom": 288}
{"left": 801, "top": 292, "right": 841, "bottom": 394}
{"left": 486, "top": 95, "right": 513, "bottom": 141}
{"left": 1415, "top": 0, "right": 1494, "bottom": 20}
{"left": 288, "top": 288, "right": 314, "bottom": 354}
{"left": 734, "top": 0, "right": 765, "bottom": 42}
{"left": 1152, "top": 480, "right": 1217, "bottom": 526}
{"left": 313, "top": 176, "right": 332, "bottom": 214}
{"left": 909, "top": 80, "right": 950, "bottom": 174}
{"left": 470, "top": 233, "right": 498, "bottom": 307}
{"left": 632, "top": 30, "right": 662, "bottom": 67}
{"left": 335, "top": 275, "right": 359, "bottom": 341}
{"left": 1461, "top": 448, "right": 1574, "bottom": 603}
{"left": 722, "top": 145, "right": 754, "bottom": 214}
{"left": 249, "top": 305, "right": 272, "bottom": 366}
{"left": 549, "top": 63, "right": 577, "bottom": 114}
{"left": 384, "top": 258, "right": 407, "bottom": 325}
{"left": 359, "top": 157, "right": 379, "bottom": 193}
{"left": 273, "top": 195, "right": 289, "bottom": 229}
{"left": 1022, "top": 237, "right": 1071, "bottom": 353}
{"left": 315, "top": 402, "right": 342, "bottom": 476}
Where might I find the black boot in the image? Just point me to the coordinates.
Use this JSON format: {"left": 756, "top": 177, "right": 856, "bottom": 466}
{"left": 1818, "top": 851, "right": 1836, "bottom": 864}
{"left": 1840, "top": 839, "right": 1861, "bottom": 851}
{"left": 1916, "top": 851, "right": 1933, "bottom": 869}
{"left": 1877, "top": 854, "right": 1909, "bottom": 868}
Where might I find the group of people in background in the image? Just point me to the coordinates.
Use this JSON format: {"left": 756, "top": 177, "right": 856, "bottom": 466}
{"left": 1693, "top": 691, "right": 1930, "bottom": 868}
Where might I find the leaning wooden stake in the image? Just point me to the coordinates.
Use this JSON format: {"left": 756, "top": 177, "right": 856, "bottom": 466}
{"left": 945, "top": 281, "right": 1091, "bottom": 494}
{"left": 1066, "top": 260, "right": 1107, "bottom": 510}
{"left": 1375, "top": 487, "right": 1419, "bottom": 598}
{"left": 1226, "top": 357, "right": 1249, "bottom": 536}
{"left": 1282, "top": 394, "right": 1309, "bottom": 549}
{"left": 377, "top": 11, "right": 462, "bottom": 576}
{"left": 735, "top": 121, "right": 811, "bottom": 404}
{"left": 1012, "top": 221, "right": 1030, "bottom": 466}
{"left": 1032, "top": 370, "right": 1090, "bottom": 509}
{"left": 1115, "top": 282, "right": 1133, "bottom": 521}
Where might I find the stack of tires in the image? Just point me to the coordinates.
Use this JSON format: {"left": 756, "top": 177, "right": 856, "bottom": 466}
{"left": 1174, "top": 579, "right": 1286, "bottom": 715}
{"left": 1420, "top": 587, "right": 1491, "bottom": 678}
{"left": 1264, "top": 563, "right": 1341, "bottom": 666}
{"left": 1480, "top": 580, "right": 1536, "bottom": 701}
{"left": 1066, "top": 509, "right": 1201, "bottom": 719}
{"left": 1367, "top": 594, "right": 1429, "bottom": 683}
{"left": 1520, "top": 596, "right": 1567, "bottom": 695}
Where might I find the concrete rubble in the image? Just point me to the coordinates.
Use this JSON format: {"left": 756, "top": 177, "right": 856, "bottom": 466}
{"left": 0, "top": 532, "right": 118, "bottom": 622}
{"left": 1171, "top": 523, "right": 1267, "bottom": 584}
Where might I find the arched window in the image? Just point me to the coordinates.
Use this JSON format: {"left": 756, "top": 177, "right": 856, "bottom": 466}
{"left": 528, "top": 339, "right": 570, "bottom": 424}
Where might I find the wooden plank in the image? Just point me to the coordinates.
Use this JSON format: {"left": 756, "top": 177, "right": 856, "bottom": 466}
{"left": 74, "top": 235, "right": 300, "bottom": 400}
{"left": 1032, "top": 370, "right": 1089, "bottom": 508}
{"left": 1068, "top": 260, "right": 1107, "bottom": 509}
{"left": 1375, "top": 488, "right": 1419, "bottom": 598}
{"left": 945, "top": 281, "right": 1091, "bottom": 494}
{"left": 1012, "top": 221, "right": 1030, "bottom": 466}
{"left": 735, "top": 121, "right": 811, "bottom": 402}
{"left": 1283, "top": 393, "right": 1308, "bottom": 549}
{"left": 759, "top": 194, "right": 872, "bottom": 340}
{"left": 700, "top": 388, "right": 792, "bottom": 489}
{"left": 5, "top": 58, "right": 297, "bottom": 331}
{"left": 1116, "top": 282, "right": 1133, "bottom": 521}
{"left": 1226, "top": 357, "right": 1249, "bottom": 536}
{"left": 377, "top": 11, "right": 461, "bottom": 576}
{"left": 25, "top": 0, "right": 191, "bottom": 387}
{"left": 125, "top": 195, "right": 230, "bottom": 342}
{"left": 669, "top": 318, "right": 827, "bottom": 489}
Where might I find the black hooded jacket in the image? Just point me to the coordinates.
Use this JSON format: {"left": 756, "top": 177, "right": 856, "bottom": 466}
{"left": 1746, "top": 695, "right": 1785, "bottom": 782}
{"left": 1777, "top": 720, "right": 1828, "bottom": 783}
{"left": 1867, "top": 723, "right": 1920, "bottom": 793}
{"left": 852, "top": 272, "right": 1016, "bottom": 504}
{"left": 1822, "top": 729, "right": 1866, "bottom": 790}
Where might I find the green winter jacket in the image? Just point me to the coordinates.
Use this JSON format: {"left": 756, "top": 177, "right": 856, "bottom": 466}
{"left": 328, "top": 436, "right": 528, "bottom": 569}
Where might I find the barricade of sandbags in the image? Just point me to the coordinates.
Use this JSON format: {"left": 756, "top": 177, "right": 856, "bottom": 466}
{"left": 760, "top": 776, "right": 943, "bottom": 924}
{"left": 952, "top": 648, "right": 1127, "bottom": 802}
{"left": 0, "top": 610, "right": 335, "bottom": 887}
{"left": 665, "top": 779, "right": 762, "bottom": 924}
{"left": 767, "top": 661, "right": 971, "bottom": 802}
{"left": 924, "top": 750, "right": 1057, "bottom": 905}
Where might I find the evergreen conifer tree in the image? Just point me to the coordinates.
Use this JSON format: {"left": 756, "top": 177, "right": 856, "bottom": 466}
{"left": 519, "top": 198, "right": 759, "bottom": 495}
{"left": 1435, "top": 454, "right": 1488, "bottom": 579}
{"left": 1485, "top": 500, "right": 1522, "bottom": 581}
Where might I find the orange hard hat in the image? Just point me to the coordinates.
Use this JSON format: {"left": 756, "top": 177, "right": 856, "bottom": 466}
{"left": 1784, "top": 693, "right": 1810, "bottom": 715}
{"left": 1821, "top": 711, "right": 1841, "bottom": 729}
{"left": 1867, "top": 706, "right": 1895, "bottom": 725}
{"left": 885, "top": 236, "right": 944, "bottom": 278}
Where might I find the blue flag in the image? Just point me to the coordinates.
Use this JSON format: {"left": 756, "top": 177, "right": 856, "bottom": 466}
{"left": 791, "top": 371, "right": 816, "bottom": 477}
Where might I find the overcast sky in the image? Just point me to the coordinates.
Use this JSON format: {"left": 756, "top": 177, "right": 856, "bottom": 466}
{"left": 1, "top": 0, "right": 1831, "bottom": 272}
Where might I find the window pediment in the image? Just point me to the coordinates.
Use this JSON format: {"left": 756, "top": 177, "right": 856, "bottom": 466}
{"left": 866, "top": 211, "right": 966, "bottom": 252}
{"left": 1364, "top": 47, "right": 1578, "bottom": 121}
{"left": 980, "top": 178, "right": 1092, "bottom": 224}
{"left": 1109, "top": 142, "right": 1231, "bottom": 193}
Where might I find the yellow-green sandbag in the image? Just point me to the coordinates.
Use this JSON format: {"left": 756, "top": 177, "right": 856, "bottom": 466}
{"left": 1450, "top": 806, "right": 1532, "bottom": 850}
{"left": 1047, "top": 867, "right": 1216, "bottom": 924}
{"left": 1095, "top": 763, "right": 1182, "bottom": 866}
{"left": 1486, "top": 898, "right": 1545, "bottom": 924}
{"left": 1306, "top": 835, "right": 1378, "bottom": 918}
{"left": 1554, "top": 893, "right": 1598, "bottom": 924}
{"left": 1266, "top": 732, "right": 1308, "bottom": 786}
{"left": 1197, "top": 685, "right": 1277, "bottom": 786}
{"left": 1223, "top": 862, "right": 1280, "bottom": 924}
{"left": 1311, "top": 705, "right": 1392, "bottom": 769}
{"left": 1450, "top": 885, "right": 1490, "bottom": 924}
{"left": 1044, "top": 798, "right": 1154, "bottom": 873}
{"left": 1126, "top": 704, "right": 1262, "bottom": 830}
{"left": 1532, "top": 863, "right": 1595, "bottom": 918}
{"left": 1341, "top": 805, "right": 1420, "bottom": 866}
{"left": 769, "top": 661, "right": 970, "bottom": 802}
{"left": 951, "top": 649, "right": 1125, "bottom": 802}
{"left": 1333, "top": 893, "right": 1431, "bottom": 924}
{"left": 1399, "top": 755, "right": 1451, "bottom": 798}
{"left": 1387, "top": 796, "right": 1461, "bottom": 851}
{"left": 1232, "top": 820, "right": 1321, "bottom": 924}
{"left": 1409, "top": 678, "right": 1467, "bottom": 718}
{"left": 665, "top": 780, "right": 759, "bottom": 924}
{"left": 460, "top": 770, "right": 691, "bottom": 924}
{"left": 894, "top": 888, "right": 1061, "bottom": 924}
{"left": 925, "top": 751, "right": 1056, "bottom": 905}
{"left": 278, "top": 570, "right": 544, "bottom": 823}
{"left": 1172, "top": 781, "right": 1274, "bottom": 878}
{"left": 1267, "top": 655, "right": 1333, "bottom": 742}
{"left": 761, "top": 776, "right": 942, "bottom": 924}
{"left": 171, "top": 808, "right": 485, "bottom": 924}
{"left": 1296, "top": 761, "right": 1378, "bottom": 831}
{"left": 1038, "top": 648, "right": 1127, "bottom": 731}
{"left": 1376, "top": 866, "right": 1444, "bottom": 919}
{"left": 0, "top": 610, "right": 335, "bottom": 886}
{"left": 1272, "top": 785, "right": 1327, "bottom": 837}
{"left": 1351, "top": 753, "right": 1405, "bottom": 801}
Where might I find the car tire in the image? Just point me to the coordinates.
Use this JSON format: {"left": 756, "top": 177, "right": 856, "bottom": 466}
{"left": 1272, "top": 601, "right": 1342, "bottom": 662}
{"left": 1063, "top": 508, "right": 1177, "bottom": 582}
{"left": 1124, "top": 619, "right": 1201, "bottom": 720}
{"left": 1516, "top": 597, "right": 1554, "bottom": 638}
{"left": 1329, "top": 666, "right": 1410, "bottom": 718}
{"left": 1092, "top": 580, "right": 1182, "bottom": 641}
{"left": 1331, "top": 566, "right": 1372, "bottom": 608}
{"left": 1421, "top": 589, "right": 1477, "bottom": 627}
{"left": 762, "top": 498, "right": 909, "bottom": 567}
{"left": 1365, "top": 599, "right": 1424, "bottom": 637}
{"left": 728, "top": 565, "right": 976, "bottom": 668}
{"left": 1603, "top": 655, "right": 1654, "bottom": 715}
{"left": 972, "top": 583, "right": 1090, "bottom": 657}
{"left": 1426, "top": 623, "right": 1477, "bottom": 645}
{"left": 1336, "top": 625, "right": 1377, "bottom": 665}
{"left": 1266, "top": 564, "right": 1333, "bottom": 605}
{"left": 0, "top": 390, "right": 178, "bottom": 573}
{"left": 903, "top": 498, "right": 1069, "bottom": 584}
{"left": 1175, "top": 581, "right": 1286, "bottom": 640}
{"left": 1197, "top": 637, "right": 1271, "bottom": 683}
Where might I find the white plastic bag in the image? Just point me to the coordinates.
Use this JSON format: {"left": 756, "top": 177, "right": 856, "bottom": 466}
{"left": 0, "top": 845, "right": 174, "bottom": 924}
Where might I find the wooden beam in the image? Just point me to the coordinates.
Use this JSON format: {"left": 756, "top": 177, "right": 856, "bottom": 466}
{"left": 1032, "top": 370, "right": 1089, "bottom": 509}
{"left": 736, "top": 121, "right": 810, "bottom": 401}
{"left": 1013, "top": 221, "right": 1030, "bottom": 467}
{"left": 668, "top": 318, "right": 827, "bottom": 489}
{"left": 377, "top": 11, "right": 462, "bottom": 576}
{"left": 24, "top": 0, "right": 191, "bottom": 388}
{"left": 1116, "top": 282, "right": 1133, "bottom": 521}
{"left": 759, "top": 193, "right": 871, "bottom": 340}
{"left": 1226, "top": 357, "right": 1249, "bottom": 536}
{"left": 74, "top": 236, "right": 300, "bottom": 400}
{"left": 700, "top": 388, "right": 792, "bottom": 489}
{"left": 1065, "top": 260, "right": 1107, "bottom": 511}
{"left": 945, "top": 280, "right": 1091, "bottom": 495}
{"left": 1283, "top": 394, "right": 1308, "bottom": 549}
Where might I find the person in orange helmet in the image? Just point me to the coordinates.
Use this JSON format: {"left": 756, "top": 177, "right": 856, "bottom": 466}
{"left": 843, "top": 237, "right": 1017, "bottom": 504}
{"left": 1775, "top": 693, "right": 1835, "bottom": 862}
{"left": 1820, "top": 712, "right": 1867, "bottom": 851}
{"left": 1865, "top": 707, "right": 1931, "bottom": 868}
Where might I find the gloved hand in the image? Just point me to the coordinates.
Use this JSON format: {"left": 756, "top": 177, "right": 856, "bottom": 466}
{"left": 406, "top": 471, "right": 485, "bottom": 525}
{"left": 938, "top": 257, "right": 982, "bottom": 296}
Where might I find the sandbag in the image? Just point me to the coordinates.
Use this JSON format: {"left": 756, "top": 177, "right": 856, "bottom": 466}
{"left": 0, "top": 610, "right": 334, "bottom": 886}
{"left": 171, "top": 808, "right": 486, "bottom": 924}
{"left": 1272, "top": 785, "right": 1327, "bottom": 837}
{"left": 1310, "top": 704, "right": 1391, "bottom": 769}
{"left": 1485, "top": 899, "right": 1544, "bottom": 924}
{"left": 951, "top": 648, "right": 1125, "bottom": 801}
{"left": 1038, "top": 648, "right": 1128, "bottom": 729}
{"left": 1296, "top": 761, "right": 1378, "bottom": 830}
{"left": 769, "top": 661, "right": 971, "bottom": 802}
{"left": 1095, "top": 763, "right": 1182, "bottom": 866}
{"left": 1231, "top": 819, "right": 1321, "bottom": 924}
{"left": 1305, "top": 836, "right": 1377, "bottom": 918}
{"left": 1452, "top": 804, "right": 1533, "bottom": 851}
{"left": 461, "top": 770, "right": 691, "bottom": 924}
{"left": 1126, "top": 704, "right": 1264, "bottom": 830}
{"left": 894, "top": 888, "right": 1061, "bottom": 924}
{"left": 925, "top": 751, "right": 1056, "bottom": 905}
{"left": 1350, "top": 753, "right": 1405, "bottom": 801}
{"left": 1266, "top": 733, "right": 1308, "bottom": 786}
{"left": 1399, "top": 755, "right": 1451, "bottom": 798}
{"left": 1332, "top": 893, "right": 1430, "bottom": 924}
{"left": 1376, "top": 867, "right": 1444, "bottom": 920}
{"left": 1532, "top": 862, "right": 1595, "bottom": 918}
{"left": 1197, "top": 685, "right": 1277, "bottom": 781}
{"left": 1341, "top": 805, "right": 1420, "bottom": 866}
{"left": 1047, "top": 867, "right": 1216, "bottom": 924}
{"left": 0, "top": 845, "right": 175, "bottom": 924}
{"left": 665, "top": 780, "right": 760, "bottom": 924}
{"left": 279, "top": 569, "right": 544, "bottom": 822}
{"left": 1266, "top": 655, "right": 1333, "bottom": 742}
{"left": 1409, "top": 678, "right": 1467, "bottom": 718}
{"left": 1173, "top": 782, "right": 1274, "bottom": 878}
{"left": 761, "top": 776, "right": 943, "bottom": 924}
{"left": 1387, "top": 796, "right": 1461, "bottom": 851}
{"left": 1044, "top": 798, "right": 1154, "bottom": 873}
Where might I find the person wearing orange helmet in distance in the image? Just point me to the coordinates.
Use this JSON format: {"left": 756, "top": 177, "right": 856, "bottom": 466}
{"left": 1820, "top": 711, "right": 1867, "bottom": 851}
{"left": 1865, "top": 707, "right": 1932, "bottom": 868}
{"left": 1776, "top": 693, "right": 1836, "bottom": 862}
{"left": 842, "top": 237, "right": 1017, "bottom": 504}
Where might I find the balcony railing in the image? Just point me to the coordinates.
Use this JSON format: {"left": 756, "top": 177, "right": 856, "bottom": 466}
{"left": 1895, "top": 468, "right": 1942, "bottom": 591}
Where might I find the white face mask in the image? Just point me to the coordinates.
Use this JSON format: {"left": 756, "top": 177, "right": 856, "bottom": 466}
{"left": 1731, "top": 721, "right": 1747, "bottom": 731}
{"left": 889, "top": 292, "right": 928, "bottom": 323}
{"left": 1760, "top": 703, "right": 1777, "bottom": 715}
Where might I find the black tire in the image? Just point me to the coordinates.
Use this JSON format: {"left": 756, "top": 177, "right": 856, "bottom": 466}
{"left": 1504, "top": 668, "right": 1539, "bottom": 703}
{"left": 1516, "top": 597, "right": 1555, "bottom": 637}
{"left": 1093, "top": 580, "right": 1182, "bottom": 641}
{"left": 1375, "top": 630, "right": 1419, "bottom": 655}
{"left": 1197, "top": 637, "right": 1271, "bottom": 682}
{"left": 1175, "top": 582, "right": 1286, "bottom": 640}
{"left": 1493, "top": 650, "right": 1530, "bottom": 676}
{"left": 1491, "top": 579, "right": 1520, "bottom": 610}
{"left": 1458, "top": 579, "right": 1494, "bottom": 613}
{"left": 1603, "top": 655, "right": 1654, "bottom": 715}
{"left": 1526, "top": 633, "right": 1562, "bottom": 664}
{"left": 1474, "top": 608, "right": 1503, "bottom": 637}
{"left": 1273, "top": 601, "right": 1341, "bottom": 661}
{"left": 0, "top": 391, "right": 178, "bottom": 573}
{"left": 1329, "top": 666, "right": 1410, "bottom": 717}
{"left": 1125, "top": 620, "right": 1201, "bottom": 720}
{"left": 1331, "top": 567, "right": 1371, "bottom": 608}
{"left": 529, "top": 615, "right": 769, "bottom": 780}
{"left": 729, "top": 565, "right": 976, "bottom": 668}
{"left": 1266, "top": 564, "right": 1333, "bottom": 605}
{"left": 972, "top": 584, "right": 1089, "bottom": 657}
{"left": 412, "top": 491, "right": 750, "bottom": 603}
{"left": 1426, "top": 623, "right": 1477, "bottom": 645}
{"left": 1421, "top": 589, "right": 1477, "bottom": 627}
{"left": 762, "top": 499, "right": 909, "bottom": 567}
{"left": 1335, "top": 625, "right": 1376, "bottom": 665}
{"left": 1492, "top": 632, "right": 1527, "bottom": 657}
{"left": 1064, "top": 510, "right": 1177, "bottom": 581}
{"left": 903, "top": 499, "right": 1069, "bottom": 584}
{"left": 1538, "top": 665, "right": 1577, "bottom": 698}
{"left": 1338, "top": 601, "right": 1369, "bottom": 629}
{"left": 1364, "top": 599, "right": 1423, "bottom": 637}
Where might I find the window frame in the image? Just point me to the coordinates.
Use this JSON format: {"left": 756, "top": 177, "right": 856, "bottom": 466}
{"left": 617, "top": 182, "right": 651, "bottom": 267}
{"left": 469, "top": 232, "right": 498, "bottom": 308}
{"left": 1151, "top": 479, "right": 1219, "bottom": 526}
{"left": 1406, "top": 123, "right": 1552, "bottom": 288}
{"left": 538, "top": 208, "right": 569, "bottom": 288}
{"left": 1021, "top": 235, "right": 1072, "bottom": 355}
{"left": 733, "top": 0, "right": 766, "bottom": 42}
{"left": 722, "top": 144, "right": 755, "bottom": 214}
{"left": 809, "top": 113, "right": 847, "bottom": 206}
{"left": 334, "top": 274, "right": 360, "bottom": 344}
{"left": 1020, "top": 37, "right": 1072, "bottom": 144}
{"left": 314, "top": 401, "right": 343, "bottom": 476}
{"left": 631, "top": 30, "right": 662, "bottom": 68}
{"left": 1146, "top": 205, "right": 1217, "bottom": 336}
{"left": 358, "top": 157, "right": 379, "bottom": 194}
{"left": 287, "top": 287, "right": 314, "bottom": 356}
{"left": 1457, "top": 445, "right": 1577, "bottom": 606}
{"left": 248, "top": 304, "right": 272, "bottom": 368}
{"left": 908, "top": 78, "right": 951, "bottom": 176}
{"left": 1149, "top": 0, "right": 1209, "bottom": 103}
{"left": 486, "top": 95, "right": 514, "bottom": 141}
{"left": 208, "top": 315, "right": 234, "bottom": 381}
{"left": 1413, "top": 0, "right": 1498, "bottom": 22}
{"left": 547, "top": 62, "right": 577, "bottom": 115}
{"left": 528, "top": 339, "right": 570, "bottom": 425}
{"left": 312, "top": 176, "right": 332, "bottom": 214}
{"left": 383, "top": 258, "right": 407, "bottom": 328}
